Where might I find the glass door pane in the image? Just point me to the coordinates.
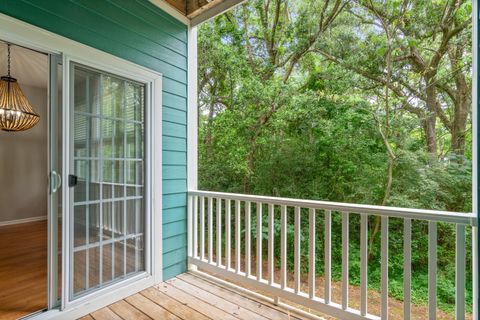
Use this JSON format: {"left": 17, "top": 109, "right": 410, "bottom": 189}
{"left": 70, "top": 64, "right": 145, "bottom": 299}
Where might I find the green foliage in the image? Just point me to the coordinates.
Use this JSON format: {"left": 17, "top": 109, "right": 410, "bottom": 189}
{"left": 198, "top": 0, "right": 473, "bottom": 314}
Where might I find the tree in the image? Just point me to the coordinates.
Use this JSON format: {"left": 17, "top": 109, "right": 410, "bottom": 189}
{"left": 316, "top": 0, "right": 472, "bottom": 156}
{"left": 198, "top": 1, "right": 473, "bottom": 312}
{"left": 199, "top": 0, "right": 348, "bottom": 192}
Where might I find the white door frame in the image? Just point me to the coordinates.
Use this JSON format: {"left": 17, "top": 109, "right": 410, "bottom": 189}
{"left": 0, "top": 12, "right": 163, "bottom": 319}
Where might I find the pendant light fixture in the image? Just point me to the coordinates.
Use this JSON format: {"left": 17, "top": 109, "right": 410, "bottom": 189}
{"left": 0, "top": 44, "right": 40, "bottom": 132}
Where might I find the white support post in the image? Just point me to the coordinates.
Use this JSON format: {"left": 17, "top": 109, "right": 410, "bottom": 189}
{"left": 268, "top": 204, "right": 274, "bottom": 285}
{"left": 309, "top": 208, "right": 316, "bottom": 299}
{"left": 381, "top": 216, "right": 389, "bottom": 320}
{"left": 216, "top": 198, "right": 222, "bottom": 267}
{"left": 235, "top": 200, "right": 241, "bottom": 273}
{"left": 342, "top": 212, "right": 349, "bottom": 310}
{"left": 187, "top": 26, "right": 198, "bottom": 192}
{"left": 281, "top": 205, "right": 287, "bottom": 289}
{"left": 456, "top": 224, "right": 466, "bottom": 320}
{"left": 404, "top": 218, "right": 411, "bottom": 320}
{"left": 187, "top": 20, "right": 198, "bottom": 272}
{"left": 246, "top": 201, "right": 251, "bottom": 277}
{"left": 428, "top": 221, "right": 437, "bottom": 320}
{"left": 360, "top": 213, "right": 368, "bottom": 316}
{"left": 200, "top": 196, "right": 205, "bottom": 261}
{"left": 472, "top": 0, "right": 478, "bottom": 318}
{"left": 193, "top": 195, "right": 198, "bottom": 258}
{"left": 473, "top": 226, "right": 478, "bottom": 320}
{"left": 324, "top": 210, "right": 331, "bottom": 303}
{"left": 226, "top": 199, "right": 231, "bottom": 270}
{"left": 208, "top": 197, "right": 213, "bottom": 264}
{"left": 294, "top": 206, "right": 301, "bottom": 294}
{"left": 188, "top": 195, "right": 193, "bottom": 258}
{"left": 257, "top": 202, "right": 263, "bottom": 280}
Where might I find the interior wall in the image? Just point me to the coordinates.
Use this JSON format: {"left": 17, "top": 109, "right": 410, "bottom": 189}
{"left": 0, "top": 84, "right": 48, "bottom": 223}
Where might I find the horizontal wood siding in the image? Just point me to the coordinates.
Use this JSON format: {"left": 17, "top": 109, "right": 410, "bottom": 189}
{"left": 0, "top": 0, "right": 189, "bottom": 279}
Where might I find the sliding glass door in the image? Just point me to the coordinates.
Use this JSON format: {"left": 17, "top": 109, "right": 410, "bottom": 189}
{"left": 70, "top": 64, "right": 146, "bottom": 299}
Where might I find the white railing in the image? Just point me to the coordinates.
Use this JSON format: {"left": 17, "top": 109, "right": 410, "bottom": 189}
{"left": 187, "top": 190, "right": 478, "bottom": 320}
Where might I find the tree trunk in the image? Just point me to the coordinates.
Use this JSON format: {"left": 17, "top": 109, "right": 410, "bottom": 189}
{"left": 205, "top": 103, "right": 215, "bottom": 148}
{"left": 449, "top": 46, "right": 471, "bottom": 156}
{"left": 424, "top": 81, "right": 438, "bottom": 157}
{"left": 451, "top": 96, "right": 469, "bottom": 156}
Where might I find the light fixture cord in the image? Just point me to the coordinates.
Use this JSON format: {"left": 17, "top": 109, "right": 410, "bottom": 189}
{"left": 5, "top": 43, "right": 12, "bottom": 110}
{"left": 7, "top": 44, "right": 10, "bottom": 77}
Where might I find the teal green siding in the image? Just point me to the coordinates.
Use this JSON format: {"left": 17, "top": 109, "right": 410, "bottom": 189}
{"left": 0, "top": 0, "right": 188, "bottom": 279}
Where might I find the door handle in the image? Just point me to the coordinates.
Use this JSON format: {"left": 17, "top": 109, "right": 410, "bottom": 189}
{"left": 68, "top": 174, "right": 78, "bottom": 187}
{"left": 50, "top": 170, "right": 62, "bottom": 193}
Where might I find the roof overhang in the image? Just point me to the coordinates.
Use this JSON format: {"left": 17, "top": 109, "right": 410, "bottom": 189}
{"left": 151, "top": 0, "right": 246, "bottom": 26}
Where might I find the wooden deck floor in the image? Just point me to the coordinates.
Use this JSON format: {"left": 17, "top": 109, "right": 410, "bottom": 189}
{"left": 80, "top": 272, "right": 308, "bottom": 320}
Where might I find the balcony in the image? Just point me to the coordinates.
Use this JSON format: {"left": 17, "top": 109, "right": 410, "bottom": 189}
{"left": 81, "top": 272, "right": 308, "bottom": 320}
{"left": 186, "top": 190, "right": 478, "bottom": 320}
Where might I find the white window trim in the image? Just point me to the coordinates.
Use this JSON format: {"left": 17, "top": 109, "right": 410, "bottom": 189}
{"left": 0, "top": 12, "right": 163, "bottom": 319}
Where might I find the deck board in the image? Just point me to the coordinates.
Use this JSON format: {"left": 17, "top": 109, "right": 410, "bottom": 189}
{"left": 83, "top": 272, "right": 308, "bottom": 320}
{"left": 91, "top": 307, "right": 123, "bottom": 320}
{"left": 156, "top": 282, "right": 238, "bottom": 320}
{"left": 141, "top": 287, "right": 210, "bottom": 320}
{"left": 109, "top": 300, "right": 152, "bottom": 320}
{"left": 168, "top": 277, "right": 269, "bottom": 320}
{"left": 177, "top": 273, "right": 301, "bottom": 320}
{"left": 125, "top": 294, "right": 179, "bottom": 320}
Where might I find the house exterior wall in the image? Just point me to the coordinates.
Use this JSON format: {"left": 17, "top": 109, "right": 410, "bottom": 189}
{"left": 0, "top": 0, "right": 189, "bottom": 280}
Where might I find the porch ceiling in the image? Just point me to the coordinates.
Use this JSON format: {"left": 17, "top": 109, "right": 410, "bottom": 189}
{"left": 162, "top": 0, "right": 245, "bottom": 25}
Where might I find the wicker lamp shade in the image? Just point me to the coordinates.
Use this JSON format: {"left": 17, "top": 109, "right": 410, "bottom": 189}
{"left": 0, "top": 76, "right": 40, "bottom": 131}
{"left": 0, "top": 44, "right": 40, "bottom": 132}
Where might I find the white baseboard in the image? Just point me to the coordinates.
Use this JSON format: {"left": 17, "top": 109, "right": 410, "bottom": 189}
{"left": 0, "top": 215, "right": 47, "bottom": 227}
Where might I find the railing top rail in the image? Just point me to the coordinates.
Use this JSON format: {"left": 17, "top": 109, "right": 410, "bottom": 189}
{"left": 189, "top": 190, "right": 477, "bottom": 226}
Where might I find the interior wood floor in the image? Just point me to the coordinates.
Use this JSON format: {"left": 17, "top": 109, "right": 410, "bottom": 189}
{"left": 0, "top": 220, "right": 48, "bottom": 320}
{"left": 81, "top": 272, "right": 309, "bottom": 320}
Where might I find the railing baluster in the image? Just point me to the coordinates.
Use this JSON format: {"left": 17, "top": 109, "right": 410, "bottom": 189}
{"left": 200, "top": 196, "right": 205, "bottom": 261}
{"left": 188, "top": 195, "right": 193, "bottom": 258}
{"left": 268, "top": 204, "right": 275, "bottom": 285}
{"left": 208, "top": 197, "right": 213, "bottom": 264}
{"left": 216, "top": 198, "right": 222, "bottom": 267}
{"left": 360, "top": 213, "right": 368, "bottom": 316}
{"left": 193, "top": 195, "right": 198, "bottom": 258}
{"left": 456, "top": 224, "right": 466, "bottom": 320}
{"left": 381, "top": 216, "right": 389, "bottom": 319}
{"left": 342, "top": 212, "right": 349, "bottom": 310}
{"left": 325, "top": 209, "right": 331, "bottom": 303}
{"left": 309, "top": 208, "right": 316, "bottom": 299}
{"left": 404, "top": 218, "right": 411, "bottom": 319}
{"left": 294, "top": 206, "right": 301, "bottom": 293}
{"left": 428, "top": 221, "right": 437, "bottom": 320}
{"left": 225, "top": 199, "right": 232, "bottom": 270}
{"left": 473, "top": 226, "right": 478, "bottom": 320}
{"left": 246, "top": 201, "right": 251, "bottom": 277}
{"left": 281, "top": 205, "right": 287, "bottom": 289}
{"left": 257, "top": 202, "right": 263, "bottom": 280}
{"left": 235, "top": 200, "right": 241, "bottom": 273}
